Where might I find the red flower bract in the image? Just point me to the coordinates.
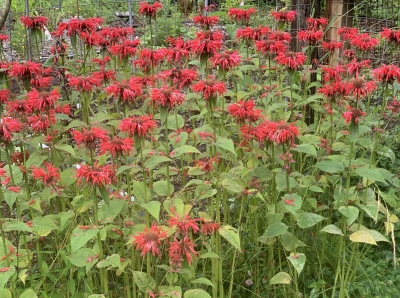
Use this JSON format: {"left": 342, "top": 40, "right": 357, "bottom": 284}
{"left": 138, "top": 1, "right": 163, "bottom": 17}
{"left": 132, "top": 223, "right": 167, "bottom": 257}
{"left": 350, "top": 33, "right": 379, "bottom": 51}
{"left": 31, "top": 162, "right": 60, "bottom": 187}
{"left": 100, "top": 136, "right": 134, "bottom": 156}
{"left": 27, "top": 89, "right": 60, "bottom": 112}
{"left": 69, "top": 75, "right": 102, "bottom": 92}
{"left": 342, "top": 106, "right": 366, "bottom": 124}
{"left": 168, "top": 210, "right": 199, "bottom": 236}
{"left": 192, "top": 77, "right": 226, "bottom": 101}
{"left": 228, "top": 7, "right": 257, "bottom": 24}
{"left": 76, "top": 163, "right": 116, "bottom": 187}
{"left": 265, "top": 121, "right": 300, "bottom": 145}
{"left": 169, "top": 236, "right": 198, "bottom": 266}
{"left": 20, "top": 16, "right": 48, "bottom": 30}
{"left": 227, "top": 100, "right": 262, "bottom": 122}
{"left": 373, "top": 64, "right": 400, "bottom": 84}
{"left": 271, "top": 10, "right": 297, "bottom": 23}
{"left": 118, "top": 115, "right": 158, "bottom": 137}
{"left": 0, "top": 117, "right": 22, "bottom": 143}
{"left": 275, "top": 51, "right": 306, "bottom": 70}
{"left": 104, "top": 80, "right": 142, "bottom": 103}
{"left": 72, "top": 127, "right": 109, "bottom": 150}
{"left": 151, "top": 86, "right": 185, "bottom": 109}
{"left": 211, "top": 50, "right": 241, "bottom": 71}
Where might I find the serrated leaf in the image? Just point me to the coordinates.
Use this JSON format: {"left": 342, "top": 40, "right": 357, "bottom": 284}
{"left": 184, "top": 289, "right": 212, "bottom": 298}
{"left": 61, "top": 167, "right": 77, "bottom": 186}
{"left": 218, "top": 225, "right": 241, "bottom": 252}
{"left": 98, "top": 199, "right": 126, "bottom": 223}
{"left": 142, "top": 201, "right": 161, "bottom": 221}
{"left": 71, "top": 226, "right": 100, "bottom": 253}
{"left": 98, "top": 186, "right": 110, "bottom": 207}
{"left": 264, "top": 222, "right": 288, "bottom": 237}
{"left": 153, "top": 181, "right": 174, "bottom": 196}
{"left": 355, "top": 167, "right": 387, "bottom": 184}
{"left": 296, "top": 213, "right": 325, "bottom": 229}
{"left": 97, "top": 254, "right": 123, "bottom": 270}
{"left": 191, "top": 277, "right": 216, "bottom": 288}
{"left": 3, "top": 190, "right": 18, "bottom": 209}
{"left": 26, "top": 151, "right": 48, "bottom": 168}
{"left": 293, "top": 144, "right": 317, "bottom": 156}
{"left": 54, "top": 144, "right": 76, "bottom": 157}
{"left": 3, "top": 221, "right": 32, "bottom": 233}
{"left": 315, "top": 160, "right": 345, "bottom": 173}
{"left": 349, "top": 230, "right": 377, "bottom": 245}
{"left": 31, "top": 216, "right": 58, "bottom": 233}
{"left": 198, "top": 189, "right": 217, "bottom": 200}
{"left": 288, "top": 253, "right": 306, "bottom": 275}
{"left": 132, "top": 271, "right": 156, "bottom": 293}
{"left": 170, "top": 145, "right": 201, "bottom": 157}
{"left": 369, "top": 230, "right": 390, "bottom": 243}
{"left": 214, "top": 138, "right": 237, "bottom": 156}
{"left": 200, "top": 252, "right": 220, "bottom": 259}
{"left": 320, "top": 224, "right": 344, "bottom": 236}
{"left": 269, "top": 272, "right": 291, "bottom": 285}
{"left": 20, "top": 289, "right": 37, "bottom": 298}
{"left": 0, "top": 267, "right": 15, "bottom": 294}
{"left": 338, "top": 206, "right": 359, "bottom": 226}
{"left": 145, "top": 156, "right": 171, "bottom": 169}
{"left": 221, "top": 179, "right": 243, "bottom": 193}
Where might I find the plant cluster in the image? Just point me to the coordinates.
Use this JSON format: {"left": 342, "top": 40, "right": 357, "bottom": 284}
{"left": 0, "top": 3, "right": 400, "bottom": 298}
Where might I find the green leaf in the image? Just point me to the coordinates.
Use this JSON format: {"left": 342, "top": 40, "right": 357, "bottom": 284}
{"left": 0, "top": 289, "right": 11, "bottom": 298}
{"left": 200, "top": 252, "right": 220, "bottom": 259}
{"left": 61, "top": 168, "right": 77, "bottom": 186}
{"left": 198, "top": 189, "right": 217, "bottom": 200}
{"left": 281, "top": 193, "right": 302, "bottom": 215}
{"left": 20, "top": 289, "right": 38, "bottom": 298}
{"left": 132, "top": 180, "right": 149, "bottom": 203}
{"left": 264, "top": 222, "right": 288, "bottom": 237}
{"left": 71, "top": 226, "right": 100, "bottom": 253}
{"left": 184, "top": 289, "right": 212, "bottom": 298}
{"left": 54, "top": 144, "right": 76, "bottom": 157}
{"left": 269, "top": 272, "right": 291, "bottom": 285}
{"left": 145, "top": 156, "right": 171, "bottom": 169}
{"left": 26, "top": 151, "right": 48, "bottom": 168}
{"left": 170, "top": 145, "right": 201, "bottom": 158}
{"left": 167, "top": 114, "right": 184, "bottom": 130}
{"left": 132, "top": 271, "right": 156, "bottom": 293}
{"left": 69, "top": 248, "right": 98, "bottom": 273}
{"left": 293, "top": 143, "right": 317, "bottom": 156}
{"left": 214, "top": 138, "right": 237, "bottom": 156}
{"left": 3, "top": 190, "right": 18, "bottom": 209}
{"left": 369, "top": 230, "right": 390, "bottom": 243}
{"left": 88, "top": 295, "right": 105, "bottom": 298}
{"left": 3, "top": 221, "right": 32, "bottom": 233}
{"left": 98, "top": 186, "right": 110, "bottom": 207}
{"left": 97, "top": 254, "right": 123, "bottom": 270}
{"left": 338, "top": 206, "right": 359, "bottom": 226}
{"left": 320, "top": 224, "right": 344, "bottom": 236}
{"left": 0, "top": 267, "right": 15, "bottom": 294}
{"left": 314, "top": 160, "right": 345, "bottom": 173}
{"left": 355, "top": 167, "right": 387, "bottom": 184}
{"left": 221, "top": 179, "right": 243, "bottom": 193}
{"left": 153, "top": 181, "right": 174, "bottom": 196}
{"left": 218, "top": 225, "right": 241, "bottom": 252}
{"left": 31, "top": 216, "right": 58, "bottom": 233}
{"left": 349, "top": 230, "right": 377, "bottom": 245}
{"left": 359, "top": 204, "right": 378, "bottom": 221}
{"left": 288, "top": 253, "right": 306, "bottom": 275}
{"left": 191, "top": 277, "right": 216, "bottom": 289}
{"left": 296, "top": 213, "right": 325, "bottom": 229}
{"left": 98, "top": 199, "right": 126, "bottom": 223}
{"left": 142, "top": 201, "right": 161, "bottom": 221}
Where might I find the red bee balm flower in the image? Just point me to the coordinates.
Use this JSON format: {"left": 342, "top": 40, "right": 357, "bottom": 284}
{"left": 373, "top": 64, "right": 400, "bottom": 84}
{"left": 194, "top": 157, "right": 219, "bottom": 172}
{"left": 211, "top": 50, "right": 241, "bottom": 71}
{"left": 27, "top": 89, "right": 60, "bottom": 112}
{"left": 168, "top": 210, "right": 199, "bottom": 236}
{"left": 108, "top": 39, "right": 140, "bottom": 60}
{"left": 0, "top": 118, "right": 22, "bottom": 143}
{"left": 342, "top": 106, "right": 366, "bottom": 124}
{"left": 118, "top": 115, "right": 158, "bottom": 137}
{"left": 381, "top": 28, "right": 400, "bottom": 45}
{"left": 151, "top": 86, "right": 185, "bottom": 109}
{"left": 297, "top": 30, "right": 323, "bottom": 44}
{"left": 100, "top": 136, "right": 134, "bottom": 156}
{"left": 271, "top": 10, "right": 297, "bottom": 23}
{"left": 169, "top": 237, "right": 198, "bottom": 266}
{"left": 10, "top": 61, "right": 41, "bottom": 79}
{"left": 69, "top": 75, "right": 102, "bottom": 93}
{"left": 31, "top": 163, "right": 60, "bottom": 187}
{"left": 306, "top": 17, "right": 328, "bottom": 30}
{"left": 236, "top": 26, "right": 270, "bottom": 41}
{"left": 321, "top": 41, "right": 343, "bottom": 53}
{"left": 228, "top": 8, "right": 257, "bottom": 24}
{"left": 76, "top": 163, "right": 116, "bottom": 187}
{"left": 349, "top": 77, "right": 376, "bottom": 99}
{"left": 201, "top": 220, "right": 220, "bottom": 235}
{"left": 72, "top": 127, "right": 109, "bottom": 150}
{"left": 20, "top": 16, "right": 48, "bottom": 30}
{"left": 138, "top": 1, "right": 162, "bottom": 18}
{"left": 255, "top": 40, "right": 288, "bottom": 57}
{"left": 193, "top": 15, "right": 219, "bottom": 29}
{"left": 192, "top": 77, "right": 226, "bottom": 101}
{"left": 104, "top": 80, "right": 142, "bottom": 103}
{"left": 227, "top": 100, "right": 262, "bottom": 122}
{"left": 132, "top": 223, "right": 167, "bottom": 257}
{"left": 275, "top": 51, "right": 306, "bottom": 70}
{"left": 350, "top": 33, "right": 379, "bottom": 51}
{"left": 266, "top": 121, "right": 300, "bottom": 145}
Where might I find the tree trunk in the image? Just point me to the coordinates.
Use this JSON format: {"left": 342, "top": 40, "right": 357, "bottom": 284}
{"left": 0, "top": 0, "right": 12, "bottom": 31}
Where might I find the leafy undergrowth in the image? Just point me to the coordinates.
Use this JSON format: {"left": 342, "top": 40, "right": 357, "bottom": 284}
{"left": 1, "top": 3, "right": 400, "bottom": 298}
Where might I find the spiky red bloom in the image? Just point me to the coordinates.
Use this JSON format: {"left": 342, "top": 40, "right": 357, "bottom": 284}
{"left": 104, "top": 80, "right": 142, "bottom": 103}
{"left": 6, "top": 99, "right": 33, "bottom": 116}
{"left": 193, "top": 15, "right": 219, "bottom": 29}
{"left": 321, "top": 65, "right": 346, "bottom": 82}
{"left": 27, "top": 113, "right": 56, "bottom": 133}
{"left": 79, "top": 31, "right": 106, "bottom": 48}
{"left": 306, "top": 17, "right": 328, "bottom": 30}
{"left": 342, "top": 106, "right": 366, "bottom": 124}
{"left": 192, "top": 77, "right": 226, "bottom": 101}
{"left": 30, "top": 75, "right": 52, "bottom": 90}
{"left": 0, "top": 34, "right": 8, "bottom": 42}
{"left": 271, "top": 10, "right": 297, "bottom": 23}
{"left": 255, "top": 39, "right": 288, "bottom": 57}
{"left": 168, "top": 210, "right": 199, "bottom": 236}
{"left": 0, "top": 89, "right": 9, "bottom": 104}
{"left": 54, "top": 17, "right": 103, "bottom": 37}
{"left": 201, "top": 220, "right": 220, "bottom": 235}
{"left": 100, "top": 136, "right": 133, "bottom": 156}
{"left": 321, "top": 41, "right": 343, "bottom": 53}
{"left": 275, "top": 51, "right": 306, "bottom": 70}
{"left": 236, "top": 26, "right": 270, "bottom": 41}
{"left": 194, "top": 157, "right": 219, "bottom": 172}
{"left": 211, "top": 50, "right": 241, "bottom": 71}
{"left": 228, "top": 7, "right": 257, "bottom": 24}
{"left": 132, "top": 223, "right": 167, "bottom": 257}
{"left": 76, "top": 163, "right": 116, "bottom": 187}
{"left": 20, "top": 16, "right": 48, "bottom": 30}
{"left": 108, "top": 39, "right": 140, "bottom": 60}
{"left": 268, "top": 30, "right": 291, "bottom": 42}
{"left": 136, "top": 48, "right": 164, "bottom": 68}
{"left": 381, "top": 27, "right": 400, "bottom": 45}
{"left": 151, "top": 86, "right": 185, "bottom": 109}
{"left": 297, "top": 29, "right": 323, "bottom": 44}
{"left": 68, "top": 75, "right": 102, "bottom": 92}
{"left": 161, "top": 47, "right": 190, "bottom": 64}
{"left": 169, "top": 236, "right": 198, "bottom": 266}
{"left": 318, "top": 81, "right": 351, "bottom": 99}
{"left": 118, "top": 115, "right": 158, "bottom": 137}
{"left": 350, "top": 33, "right": 378, "bottom": 51}
{"left": 346, "top": 59, "right": 370, "bottom": 77}
{"left": 266, "top": 121, "right": 300, "bottom": 145}
{"left": 227, "top": 100, "right": 262, "bottom": 122}
{"left": 27, "top": 89, "right": 60, "bottom": 112}
{"left": 386, "top": 97, "right": 400, "bottom": 114}
{"left": 158, "top": 68, "right": 198, "bottom": 89}
{"left": 0, "top": 117, "right": 22, "bottom": 143}
{"left": 338, "top": 26, "right": 359, "bottom": 41}
{"left": 72, "top": 127, "right": 109, "bottom": 149}
{"left": 240, "top": 122, "right": 269, "bottom": 143}
{"left": 10, "top": 61, "right": 41, "bottom": 79}
{"left": 343, "top": 50, "right": 355, "bottom": 61}
{"left": 101, "top": 27, "right": 134, "bottom": 44}
{"left": 138, "top": 1, "right": 162, "bottom": 17}
{"left": 349, "top": 77, "right": 376, "bottom": 99}
{"left": 92, "top": 70, "right": 116, "bottom": 83}
{"left": 31, "top": 162, "right": 60, "bottom": 187}
{"left": 373, "top": 64, "right": 400, "bottom": 84}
